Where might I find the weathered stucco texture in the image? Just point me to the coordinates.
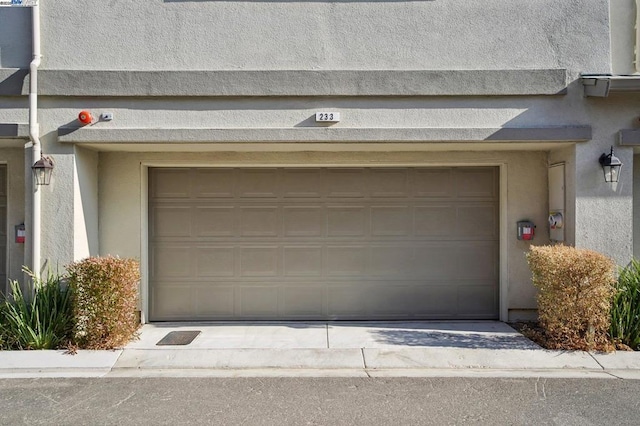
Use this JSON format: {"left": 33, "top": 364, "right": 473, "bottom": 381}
{"left": 36, "top": 0, "right": 610, "bottom": 73}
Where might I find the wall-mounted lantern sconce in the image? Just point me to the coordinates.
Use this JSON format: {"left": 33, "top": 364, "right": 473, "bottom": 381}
{"left": 599, "top": 146, "right": 623, "bottom": 183}
{"left": 31, "top": 156, "right": 54, "bottom": 186}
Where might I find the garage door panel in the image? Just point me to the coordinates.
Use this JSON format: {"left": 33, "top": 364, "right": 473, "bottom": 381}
{"left": 328, "top": 286, "right": 368, "bottom": 317}
{"left": 282, "top": 169, "right": 324, "bottom": 198}
{"left": 371, "top": 206, "right": 410, "bottom": 236}
{"left": 369, "top": 169, "right": 410, "bottom": 197}
{"left": 153, "top": 286, "right": 193, "bottom": 318}
{"left": 240, "top": 287, "right": 279, "bottom": 317}
{"left": 152, "top": 206, "right": 192, "bottom": 238}
{"left": 195, "top": 207, "right": 236, "bottom": 237}
{"left": 196, "top": 247, "right": 235, "bottom": 277}
{"left": 413, "top": 246, "right": 460, "bottom": 278}
{"left": 414, "top": 206, "right": 456, "bottom": 236}
{"left": 151, "top": 169, "right": 191, "bottom": 199}
{"left": 194, "top": 169, "right": 236, "bottom": 198}
{"left": 456, "top": 205, "right": 497, "bottom": 237}
{"left": 326, "top": 169, "right": 367, "bottom": 198}
{"left": 415, "top": 286, "right": 459, "bottom": 315}
{"left": 240, "top": 207, "right": 279, "bottom": 237}
{"left": 283, "top": 207, "right": 324, "bottom": 237}
{"left": 369, "top": 246, "right": 414, "bottom": 277}
{"left": 368, "top": 286, "right": 418, "bottom": 315}
{"left": 149, "top": 167, "right": 499, "bottom": 321}
{"left": 239, "top": 247, "right": 279, "bottom": 277}
{"left": 413, "top": 169, "right": 454, "bottom": 198}
{"left": 238, "top": 169, "right": 279, "bottom": 198}
{"left": 283, "top": 246, "right": 322, "bottom": 276}
{"left": 193, "top": 286, "right": 235, "bottom": 317}
{"left": 456, "top": 168, "right": 498, "bottom": 198}
{"left": 457, "top": 284, "right": 498, "bottom": 316}
{"left": 327, "top": 207, "right": 367, "bottom": 237}
{"left": 325, "top": 246, "right": 367, "bottom": 276}
{"left": 152, "top": 245, "right": 192, "bottom": 278}
{"left": 457, "top": 245, "right": 498, "bottom": 280}
{"left": 281, "top": 286, "right": 325, "bottom": 317}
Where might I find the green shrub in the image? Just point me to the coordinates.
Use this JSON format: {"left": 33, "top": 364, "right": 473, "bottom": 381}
{"left": 527, "top": 245, "right": 616, "bottom": 351}
{"left": 610, "top": 259, "right": 640, "bottom": 350}
{"left": 67, "top": 256, "right": 140, "bottom": 349}
{"left": 0, "top": 270, "right": 73, "bottom": 350}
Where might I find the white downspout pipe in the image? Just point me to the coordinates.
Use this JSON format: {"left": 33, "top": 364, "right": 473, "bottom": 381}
{"left": 28, "top": 3, "right": 41, "bottom": 279}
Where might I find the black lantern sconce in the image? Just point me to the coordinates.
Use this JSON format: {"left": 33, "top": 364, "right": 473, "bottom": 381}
{"left": 599, "top": 146, "right": 623, "bottom": 183}
{"left": 31, "top": 156, "right": 54, "bottom": 186}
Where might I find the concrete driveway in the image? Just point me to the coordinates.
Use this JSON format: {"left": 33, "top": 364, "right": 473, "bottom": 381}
{"left": 125, "top": 321, "right": 540, "bottom": 350}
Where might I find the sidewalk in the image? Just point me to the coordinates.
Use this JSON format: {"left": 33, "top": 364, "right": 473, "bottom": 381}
{"left": 2, "top": 322, "right": 640, "bottom": 379}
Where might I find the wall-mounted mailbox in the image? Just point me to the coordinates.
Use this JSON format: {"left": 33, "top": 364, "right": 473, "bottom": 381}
{"left": 15, "top": 223, "right": 25, "bottom": 244}
{"left": 517, "top": 220, "right": 535, "bottom": 241}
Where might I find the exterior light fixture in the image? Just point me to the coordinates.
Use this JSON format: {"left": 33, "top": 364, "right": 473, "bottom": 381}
{"left": 31, "top": 156, "right": 54, "bottom": 186}
{"left": 599, "top": 146, "right": 623, "bottom": 183}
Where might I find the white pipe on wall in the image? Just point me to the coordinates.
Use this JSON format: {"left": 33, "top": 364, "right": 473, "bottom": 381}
{"left": 28, "top": 3, "right": 41, "bottom": 279}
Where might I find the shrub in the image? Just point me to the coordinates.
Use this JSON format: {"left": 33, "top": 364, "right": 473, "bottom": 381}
{"left": 610, "top": 259, "right": 640, "bottom": 350}
{"left": 0, "top": 269, "right": 73, "bottom": 350}
{"left": 67, "top": 256, "right": 140, "bottom": 349}
{"left": 526, "top": 245, "right": 616, "bottom": 351}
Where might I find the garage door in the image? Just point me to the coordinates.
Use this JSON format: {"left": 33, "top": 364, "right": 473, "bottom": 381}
{"left": 149, "top": 167, "right": 499, "bottom": 321}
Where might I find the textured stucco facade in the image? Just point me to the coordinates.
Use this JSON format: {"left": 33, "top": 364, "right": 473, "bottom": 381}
{"left": 0, "top": 0, "right": 637, "bottom": 321}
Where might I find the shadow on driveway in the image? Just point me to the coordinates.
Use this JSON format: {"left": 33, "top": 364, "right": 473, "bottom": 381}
{"left": 368, "top": 329, "right": 541, "bottom": 350}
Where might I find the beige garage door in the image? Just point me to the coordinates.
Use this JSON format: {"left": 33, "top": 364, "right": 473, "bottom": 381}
{"left": 149, "top": 167, "right": 499, "bottom": 321}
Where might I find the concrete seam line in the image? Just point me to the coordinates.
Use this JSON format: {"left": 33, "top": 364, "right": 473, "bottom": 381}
{"left": 603, "top": 371, "right": 624, "bottom": 380}
{"left": 111, "top": 349, "right": 126, "bottom": 371}
{"left": 587, "top": 352, "right": 605, "bottom": 370}
{"left": 360, "top": 348, "right": 367, "bottom": 370}
{"left": 325, "top": 324, "right": 329, "bottom": 349}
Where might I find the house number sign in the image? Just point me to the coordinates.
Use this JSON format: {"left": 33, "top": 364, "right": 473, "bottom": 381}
{"left": 315, "top": 112, "right": 341, "bottom": 123}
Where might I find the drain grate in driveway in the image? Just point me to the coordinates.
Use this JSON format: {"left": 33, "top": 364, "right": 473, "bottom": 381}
{"left": 156, "top": 330, "right": 201, "bottom": 346}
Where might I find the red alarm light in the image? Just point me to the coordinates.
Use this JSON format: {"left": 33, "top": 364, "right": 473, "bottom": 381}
{"left": 78, "top": 110, "right": 93, "bottom": 125}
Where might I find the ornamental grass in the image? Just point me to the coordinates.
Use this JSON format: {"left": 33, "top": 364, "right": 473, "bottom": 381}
{"left": 610, "top": 259, "right": 640, "bottom": 351}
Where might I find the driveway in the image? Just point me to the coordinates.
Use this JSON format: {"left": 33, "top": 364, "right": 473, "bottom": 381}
{"left": 125, "top": 321, "right": 541, "bottom": 350}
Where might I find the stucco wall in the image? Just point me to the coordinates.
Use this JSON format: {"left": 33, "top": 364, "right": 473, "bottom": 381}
{"left": 73, "top": 146, "right": 98, "bottom": 260}
{"left": 611, "top": 0, "right": 637, "bottom": 74}
{"left": 39, "top": 153, "right": 74, "bottom": 272}
{"left": 573, "top": 94, "right": 636, "bottom": 265}
{"left": 17, "top": 0, "right": 606, "bottom": 73}
{"left": 0, "top": 8, "right": 30, "bottom": 68}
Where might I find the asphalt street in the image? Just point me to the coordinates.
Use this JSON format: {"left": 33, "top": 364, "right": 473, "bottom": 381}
{"left": 0, "top": 377, "right": 638, "bottom": 425}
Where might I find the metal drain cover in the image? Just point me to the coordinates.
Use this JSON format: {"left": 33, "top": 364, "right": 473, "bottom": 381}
{"left": 156, "top": 330, "right": 201, "bottom": 346}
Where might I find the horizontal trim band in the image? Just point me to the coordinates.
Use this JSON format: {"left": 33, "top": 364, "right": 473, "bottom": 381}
{"left": 58, "top": 126, "right": 591, "bottom": 144}
{"left": 2, "top": 69, "right": 568, "bottom": 97}
{"left": 0, "top": 123, "right": 29, "bottom": 139}
{"left": 619, "top": 129, "right": 640, "bottom": 145}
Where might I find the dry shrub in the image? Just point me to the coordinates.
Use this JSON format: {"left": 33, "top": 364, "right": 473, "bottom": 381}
{"left": 67, "top": 256, "right": 140, "bottom": 349}
{"left": 526, "top": 245, "right": 616, "bottom": 351}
